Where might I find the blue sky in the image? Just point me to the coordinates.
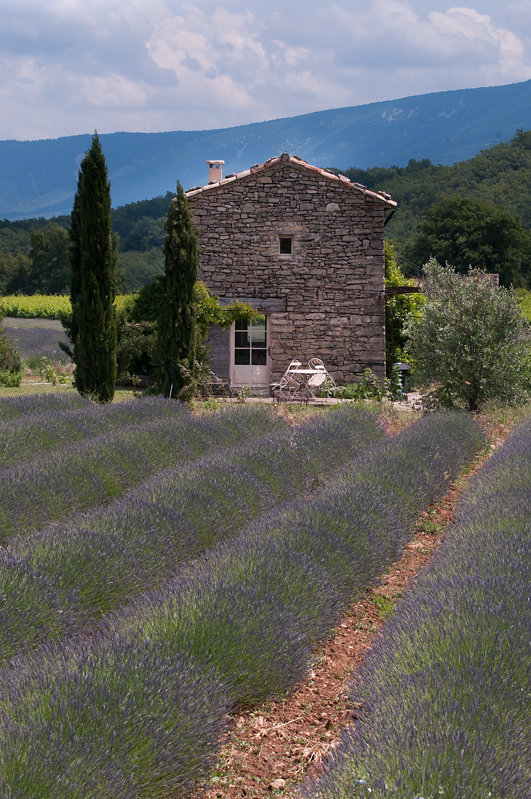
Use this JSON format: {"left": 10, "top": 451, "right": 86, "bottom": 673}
{"left": 1, "top": 0, "right": 530, "bottom": 140}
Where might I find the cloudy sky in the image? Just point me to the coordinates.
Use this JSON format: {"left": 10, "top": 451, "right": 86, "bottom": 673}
{"left": 2, "top": 0, "right": 530, "bottom": 141}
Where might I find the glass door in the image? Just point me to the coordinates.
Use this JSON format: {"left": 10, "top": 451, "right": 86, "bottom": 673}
{"left": 231, "top": 315, "right": 269, "bottom": 387}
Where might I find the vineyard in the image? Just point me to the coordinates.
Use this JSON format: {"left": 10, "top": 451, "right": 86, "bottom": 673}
{"left": 0, "top": 294, "right": 133, "bottom": 321}
{"left": 0, "top": 393, "right": 528, "bottom": 798}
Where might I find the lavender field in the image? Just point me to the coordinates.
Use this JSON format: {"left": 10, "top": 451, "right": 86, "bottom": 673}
{"left": 0, "top": 401, "right": 487, "bottom": 798}
{"left": 0, "top": 403, "right": 384, "bottom": 659}
{"left": 1, "top": 317, "right": 70, "bottom": 362}
{"left": 0, "top": 397, "right": 287, "bottom": 538}
{"left": 305, "top": 415, "right": 530, "bottom": 799}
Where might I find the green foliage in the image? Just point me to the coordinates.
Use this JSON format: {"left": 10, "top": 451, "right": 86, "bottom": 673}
{"left": 156, "top": 184, "right": 199, "bottom": 401}
{"left": 128, "top": 281, "right": 163, "bottom": 323}
{"left": 0, "top": 217, "right": 66, "bottom": 258}
{"left": 340, "top": 129, "right": 531, "bottom": 241}
{"left": 27, "top": 223, "right": 70, "bottom": 294}
{"left": 403, "top": 196, "right": 531, "bottom": 287}
{"left": 406, "top": 260, "right": 531, "bottom": 411}
{"left": 0, "top": 196, "right": 170, "bottom": 294}
{"left": 236, "top": 385, "right": 252, "bottom": 403}
{"left": 116, "top": 279, "right": 256, "bottom": 387}
{"left": 384, "top": 241, "right": 424, "bottom": 373}
{"left": 116, "top": 247, "right": 164, "bottom": 292}
{"left": 0, "top": 307, "right": 22, "bottom": 386}
{"left": 116, "top": 321, "right": 157, "bottom": 384}
{"left": 69, "top": 133, "right": 117, "bottom": 404}
{"left": 38, "top": 356, "right": 70, "bottom": 385}
{"left": 0, "top": 217, "right": 70, "bottom": 294}
{"left": 0, "top": 252, "right": 31, "bottom": 294}
{"left": 0, "top": 294, "right": 132, "bottom": 321}
{"left": 0, "top": 294, "right": 72, "bottom": 321}
{"left": 333, "top": 369, "right": 389, "bottom": 401}
{"left": 331, "top": 364, "right": 408, "bottom": 402}
{"left": 129, "top": 279, "right": 256, "bottom": 329}
{"left": 517, "top": 288, "right": 531, "bottom": 320}
{"left": 112, "top": 193, "right": 173, "bottom": 251}
{"left": 0, "top": 369, "right": 22, "bottom": 387}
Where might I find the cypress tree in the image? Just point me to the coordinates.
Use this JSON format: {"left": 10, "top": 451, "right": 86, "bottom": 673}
{"left": 69, "top": 133, "right": 117, "bottom": 403}
{"left": 156, "top": 182, "right": 199, "bottom": 401}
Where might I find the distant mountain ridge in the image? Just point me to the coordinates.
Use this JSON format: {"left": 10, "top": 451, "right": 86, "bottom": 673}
{"left": 1, "top": 79, "right": 531, "bottom": 221}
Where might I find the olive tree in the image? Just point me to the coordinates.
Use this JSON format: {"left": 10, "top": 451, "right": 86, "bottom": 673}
{"left": 406, "top": 259, "right": 530, "bottom": 411}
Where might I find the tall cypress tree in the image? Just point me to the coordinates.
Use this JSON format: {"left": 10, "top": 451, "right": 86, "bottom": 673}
{"left": 156, "top": 182, "right": 199, "bottom": 401}
{"left": 69, "top": 133, "right": 117, "bottom": 403}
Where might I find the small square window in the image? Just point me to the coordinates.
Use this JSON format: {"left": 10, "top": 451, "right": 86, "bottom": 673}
{"left": 279, "top": 236, "right": 293, "bottom": 255}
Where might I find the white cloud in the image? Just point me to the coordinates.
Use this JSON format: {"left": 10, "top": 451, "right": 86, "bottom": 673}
{"left": 0, "top": 1, "right": 530, "bottom": 139}
{"left": 146, "top": 6, "right": 270, "bottom": 86}
{"left": 78, "top": 74, "right": 150, "bottom": 108}
{"left": 430, "top": 6, "right": 531, "bottom": 79}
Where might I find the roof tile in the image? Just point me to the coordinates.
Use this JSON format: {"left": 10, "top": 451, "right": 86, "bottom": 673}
{"left": 186, "top": 153, "right": 396, "bottom": 207}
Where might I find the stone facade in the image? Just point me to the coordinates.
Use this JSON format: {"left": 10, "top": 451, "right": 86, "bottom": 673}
{"left": 186, "top": 153, "right": 396, "bottom": 386}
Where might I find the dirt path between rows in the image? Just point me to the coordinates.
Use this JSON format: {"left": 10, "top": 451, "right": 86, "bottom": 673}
{"left": 195, "top": 414, "right": 513, "bottom": 799}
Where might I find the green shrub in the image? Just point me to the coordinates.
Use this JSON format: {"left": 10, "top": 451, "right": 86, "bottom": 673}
{"left": 38, "top": 357, "right": 71, "bottom": 385}
{"left": 407, "top": 260, "right": 531, "bottom": 410}
{"left": 0, "top": 313, "right": 22, "bottom": 386}
{"left": 116, "top": 321, "right": 157, "bottom": 384}
{"left": 0, "top": 368, "right": 22, "bottom": 387}
{"left": 384, "top": 242, "right": 423, "bottom": 374}
{"left": 333, "top": 369, "right": 390, "bottom": 401}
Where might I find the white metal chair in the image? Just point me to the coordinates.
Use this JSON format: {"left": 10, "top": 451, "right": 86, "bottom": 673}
{"left": 306, "top": 371, "right": 327, "bottom": 396}
{"left": 308, "top": 358, "right": 326, "bottom": 371}
{"left": 271, "top": 360, "right": 309, "bottom": 403}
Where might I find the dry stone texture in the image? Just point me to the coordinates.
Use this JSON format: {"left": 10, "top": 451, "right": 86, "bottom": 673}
{"left": 187, "top": 156, "right": 393, "bottom": 383}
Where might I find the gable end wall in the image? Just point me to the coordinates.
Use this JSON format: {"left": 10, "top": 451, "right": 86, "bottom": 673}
{"left": 188, "top": 162, "right": 387, "bottom": 383}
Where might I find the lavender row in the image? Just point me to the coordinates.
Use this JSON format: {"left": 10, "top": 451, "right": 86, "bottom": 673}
{"left": 0, "top": 412, "right": 483, "bottom": 797}
{"left": 0, "top": 390, "right": 89, "bottom": 419}
{"left": 2, "top": 321, "right": 70, "bottom": 360}
{"left": 0, "top": 402, "right": 284, "bottom": 542}
{"left": 121, "top": 411, "right": 483, "bottom": 706}
{"left": 304, "top": 416, "right": 530, "bottom": 799}
{"left": 0, "top": 395, "right": 190, "bottom": 468}
{"left": 0, "top": 639, "right": 229, "bottom": 799}
{"left": 0, "top": 406, "right": 384, "bottom": 660}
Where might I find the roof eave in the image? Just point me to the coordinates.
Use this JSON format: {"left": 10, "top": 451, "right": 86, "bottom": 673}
{"left": 185, "top": 153, "right": 396, "bottom": 207}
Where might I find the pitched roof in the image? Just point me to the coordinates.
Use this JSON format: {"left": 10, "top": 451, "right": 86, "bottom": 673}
{"left": 186, "top": 151, "right": 396, "bottom": 208}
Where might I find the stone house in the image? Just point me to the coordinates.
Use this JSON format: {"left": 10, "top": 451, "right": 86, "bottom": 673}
{"left": 186, "top": 152, "right": 396, "bottom": 390}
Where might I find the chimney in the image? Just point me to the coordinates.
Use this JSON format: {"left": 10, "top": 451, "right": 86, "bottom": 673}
{"left": 206, "top": 159, "right": 224, "bottom": 184}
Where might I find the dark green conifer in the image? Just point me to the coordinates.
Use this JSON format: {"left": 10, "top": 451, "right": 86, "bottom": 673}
{"left": 69, "top": 133, "right": 117, "bottom": 403}
{"left": 156, "top": 183, "right": 199, "bottom": 401}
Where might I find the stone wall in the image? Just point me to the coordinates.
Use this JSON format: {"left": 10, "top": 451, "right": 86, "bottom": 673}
{"left": 188, "top": 158, "right": 388, "bottom": 383}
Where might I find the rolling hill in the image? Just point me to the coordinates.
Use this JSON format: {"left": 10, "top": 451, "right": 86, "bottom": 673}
{"left": 1, "top": 79, "right": 531, "bottom": 221}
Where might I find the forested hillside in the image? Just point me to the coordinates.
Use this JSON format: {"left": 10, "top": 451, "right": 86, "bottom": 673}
{"left": 1, "top": 132, "right": 530, "bottom": 292}
{"left": 0, "top": 197, "right": 170, "bottom": 294}
{"left": 341, "top": 129, "right": 531, "bottom": 240}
